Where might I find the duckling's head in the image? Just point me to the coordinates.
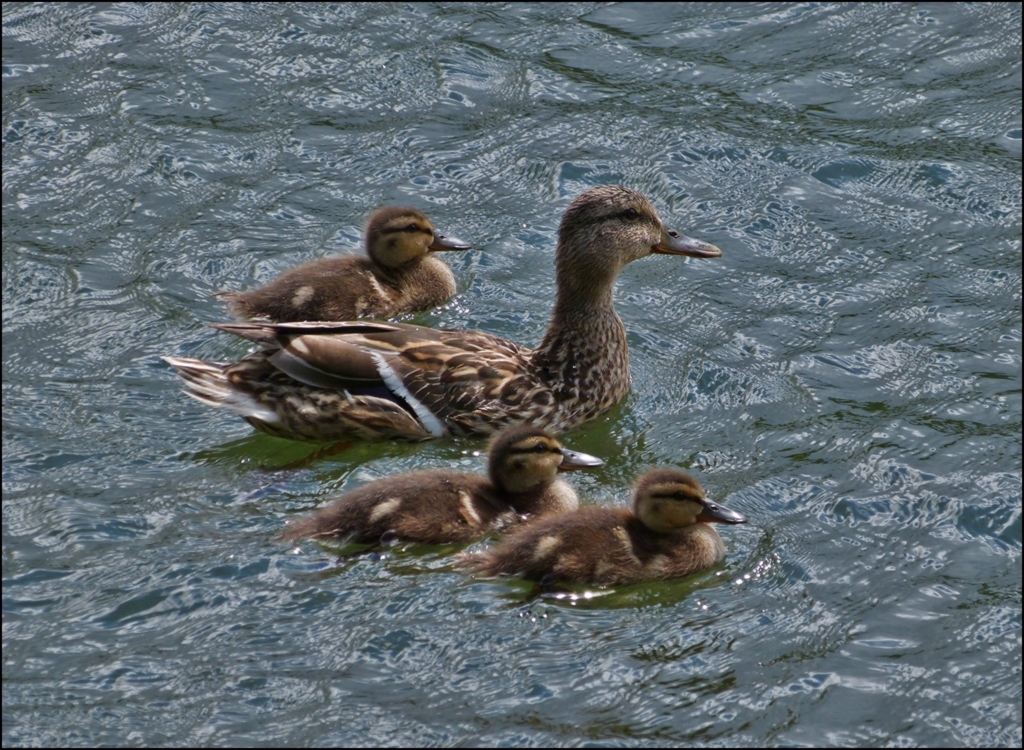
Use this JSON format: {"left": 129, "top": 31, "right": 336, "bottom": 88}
{"left": 488, "top": 424, "right": 603, "bottom": 494}
{"left": 632, "top": 468, "right": 747, "bottom": 533}
{"left": 365, "top": 206, "right": 471, "bottom": 269}
{"left": 554, "top": 185, "right": 721, "bottom": 302}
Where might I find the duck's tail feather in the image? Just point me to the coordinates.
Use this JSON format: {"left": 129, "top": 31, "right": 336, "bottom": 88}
{"left": 161, "top": 356, "right": 280, "bottom": 423}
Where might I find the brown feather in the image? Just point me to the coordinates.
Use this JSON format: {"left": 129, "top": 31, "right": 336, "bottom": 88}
{"left": 169, "top": 186, "right": 721, "bottom": 442}
{"left": 219, "top": 207, "right": 468, "bottom": 322}
{"left": 457, "top": 468, "right": 745, "bottom": 586}
{"left": 282, "top": 425, "right": 594, "bottom": 545}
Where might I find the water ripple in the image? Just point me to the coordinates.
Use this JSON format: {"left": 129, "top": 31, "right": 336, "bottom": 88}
{"left": 3, "top": 2, "right": 1020, "bottom": 747}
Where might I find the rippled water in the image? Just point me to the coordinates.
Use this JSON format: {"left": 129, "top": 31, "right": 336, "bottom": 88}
{"left": 3, "top": 3, "right": 1021, "bottom": 746}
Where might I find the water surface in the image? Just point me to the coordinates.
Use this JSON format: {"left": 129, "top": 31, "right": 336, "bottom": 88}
{"left": 3, "top": 3, "right": 1021, "bottom": 747}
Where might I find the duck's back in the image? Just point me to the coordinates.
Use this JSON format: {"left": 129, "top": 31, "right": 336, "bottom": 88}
{"left": 282, "top": 469, "right": 512, "bottom": 545}
{"left": 222, "top": 254, "right": 456, "bottom": 322}
{"left": 222, "top": 255, "right": 374, "bottom": 321}
{"left": 465, "top": 506, "right": 635, "bottom": 584}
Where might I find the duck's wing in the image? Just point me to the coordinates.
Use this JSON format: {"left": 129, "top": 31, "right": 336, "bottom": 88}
{"left": 211, "top": 321, "right": 535, "bottom": 435}
{"left": 212, "top": 321, "right": 412, "bottom": 390}
{"left": 383, "top": 327, "right": 534, "bottom": 433}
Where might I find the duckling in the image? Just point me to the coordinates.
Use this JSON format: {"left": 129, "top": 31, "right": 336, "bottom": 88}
{"left": 165, "top": 185, "right": 721, "bottom": 442}
{"left": 217, "top": 206, "right": 471, "bottom": 322}
{"left": 282, "top": 424, "right": 602, "bottom": 546}
{"left": 457, "top": 468, "right": 746, "bottom": 586}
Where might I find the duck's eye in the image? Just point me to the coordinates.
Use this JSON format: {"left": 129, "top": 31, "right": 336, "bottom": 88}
{"left": 405, "top": 223, "right": 420, "bottom": 232}
{"left": 533, "top": 443, "right": 550, "bottom": 453}
{"left": 623, "top": 207, "right": 640, "bottom": 220}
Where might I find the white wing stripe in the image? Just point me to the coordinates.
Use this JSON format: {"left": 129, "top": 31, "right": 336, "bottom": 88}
{"left": 371, "top": 352, "right": 446, "bottom": 437}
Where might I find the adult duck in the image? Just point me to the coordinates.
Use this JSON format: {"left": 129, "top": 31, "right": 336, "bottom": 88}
{"left": 164, "top": 185, "right": 721, "bottom": 442}
{"left": 218, "top": 206, "right": 471, "bottom": 322}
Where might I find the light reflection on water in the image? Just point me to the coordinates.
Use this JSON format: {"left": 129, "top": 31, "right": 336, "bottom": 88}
{"left": 3, "top": 2, "right": 1021, "bottom": 747}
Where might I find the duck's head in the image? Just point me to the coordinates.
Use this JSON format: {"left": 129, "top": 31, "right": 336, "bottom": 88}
{"left": 365, "top": 206, "right": 471, "bottom": 269}
{"left": 554, "top": 185, "right": 721, "bottom": 301}
{"left": 488, "top": 424, "right": 603, "bottom": 494}
{"left": 632, "top": 468, "right": 746, "bottom": 533}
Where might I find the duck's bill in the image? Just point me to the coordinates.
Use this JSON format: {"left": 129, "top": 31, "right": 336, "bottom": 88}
{"left": 698, "top": 499, "right": 747, "bottom": 524}
{"left": 429, "top": 233, "right": 472, "bottom": 251}
{"left": 557, "top": 449, "right": 604, "bottom": 471}
{"left": 654, "top": 229, "right": 722, "bottom": 258}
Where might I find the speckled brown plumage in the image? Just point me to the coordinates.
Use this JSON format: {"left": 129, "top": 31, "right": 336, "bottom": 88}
{"left": 458, "top": 468, "right": 747, "bottom": 586}
{"left": 281, "top": 424, "right": 601, "bottom": 545}
{"left": 165, "top": 185, "right": 722, "bottom": 442}
{"left": 217, "top": 206, "right": 471, "bottom": 322}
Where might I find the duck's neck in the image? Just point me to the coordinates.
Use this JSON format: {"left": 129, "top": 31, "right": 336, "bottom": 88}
{"left": 372, "top": 255, "right": 453, "bottom": 295}
{"left": 372, "top": 254, "right": 425, "bottom": 283}
{"left": 497, "top": 478, "right": 576, "bottom": 517}
{"left": 531, "top": 285, "right": 630, "bottom": 414}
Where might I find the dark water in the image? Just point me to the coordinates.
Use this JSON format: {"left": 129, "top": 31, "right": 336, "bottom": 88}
{"left": 3, "top": 3, "right": 1020, "bottom": 746}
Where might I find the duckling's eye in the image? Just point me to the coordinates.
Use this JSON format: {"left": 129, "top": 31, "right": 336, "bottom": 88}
{"left": 533, "top": 443, "right": 550, "bottom": 453}
{"left": 405, "top": 223, "right": 420, "bottom": 232}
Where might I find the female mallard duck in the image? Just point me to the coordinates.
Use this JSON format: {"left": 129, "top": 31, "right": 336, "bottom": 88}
{"left": 457, "top": 468, "right": 747, "bottom": 585}
{"left": 164, "top": 185, "right": 721, "bottom": 442}
{"left": 217, "top": 206, "right": 471, "bottom": 322}
{"left": 282, "top": 424, "right": 602, "bottom": 545}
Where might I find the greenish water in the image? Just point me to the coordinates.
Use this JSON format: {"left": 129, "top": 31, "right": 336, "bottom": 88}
{"left": 3, "top": 2, "right": 1020, "bottom": 746}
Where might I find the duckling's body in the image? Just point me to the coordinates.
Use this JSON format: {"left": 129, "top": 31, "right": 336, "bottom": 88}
{"left": 165, "top": 185, "right": 721, "bottom": 443}
{"left": 220, "top": 252, "right": 458, "bottom": 323}
{"left": 218, "top": 207, "right": 471, "bottom": 322}
{"left": 459, "top": 469, "right": 746, "bottom": 586}
{"left": 282, "top": 425, "right": 601, "bottom": 546}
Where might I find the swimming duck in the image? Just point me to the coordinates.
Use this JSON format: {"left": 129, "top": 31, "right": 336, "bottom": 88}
{"left": 282, "top": 424, "right": 602, "bottom": 546}
{"left": 217, "top": 206, "right": 472, "bottom": 322}
{"left": 164, "top": 185, "right": 721, "bottom": 442}
{"left": 457, "top": 469, "right": 746, "bottom": 586}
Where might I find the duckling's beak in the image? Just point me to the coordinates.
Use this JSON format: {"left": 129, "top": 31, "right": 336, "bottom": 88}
{"left": 557, "top": 448, "right": 604, "bottom": 472}
{"left": 428, "top": 232, "right": 472, "bottom": 252}
{"left": 697, "top": 499, "right": 747, "bottom": 524}
{"left": 654, "top": 228, "right": 722, "bottom": 258}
